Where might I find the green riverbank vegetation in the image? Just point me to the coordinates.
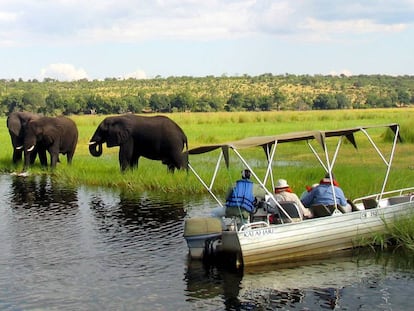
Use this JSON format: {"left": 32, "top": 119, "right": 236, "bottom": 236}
{"left": 356, "top": 214, "right": 414, "bottom": 253}
{"left": 0, "top": 109, "right": 413, "bottom": 199}
{"left": 1, "top": 74, "right": 413, "bottom": 115}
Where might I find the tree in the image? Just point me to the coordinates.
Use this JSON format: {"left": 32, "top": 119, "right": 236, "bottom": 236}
{"left": 2, "top": 93, "right": 23, "bottom": 114}
{"left": 171, "top": 92, "right": 194, "bottom": 112}
{"left": 313, "top": 93, "right": 337, "bottom": 110}
{"left": 131, "top": 92, "right": 148, "bottom": 113}
{"left": 242, "top": 94, "right": 259, "bottom": 111}
{"left": 22, "top": 91, "right": 45, "bottom": 112}
{"left": 257, "top": 95, "right": 273, "bottom": 111}
{"left": 225, "top": 93, "right": 244, "bottom": 111}
{"left": 193, "top": 95, "right": 212, "bottom": 112}
{"left": 149, "top": 93, "right": 170, "bottom": 112}
{"left": 335, "top": 93, "right": 351, "bottom": 109}
{"left": 365, "top": 92, "right": 379, "bottom": 108}
{"left": 273, "top": 89, "right": 286, "bottom": 110}
{"left": 64, "top": 96, "right": 82, "bottom": 115}
{"left": 44, "top": 91, "right": 66, "bottom": 115}
{"left": 366, "top": 92, "right": 396, "bottom": 108}
{"left": 397, "top": 88, "right": 410, "bottom": 106}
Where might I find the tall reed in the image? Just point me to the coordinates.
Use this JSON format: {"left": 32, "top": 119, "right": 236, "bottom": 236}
{"left": 358, "top": 212, "right": 414, "bottom": 251}
{"left": 0, "top": 109, "right": 413, "bottom": 196}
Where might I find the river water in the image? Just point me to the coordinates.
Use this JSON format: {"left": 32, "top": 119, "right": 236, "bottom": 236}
{"left": 1, "top": 174, "right": 414, "bottom": 310}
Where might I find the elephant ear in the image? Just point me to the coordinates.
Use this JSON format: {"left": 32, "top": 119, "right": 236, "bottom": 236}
{"left": 108, "top": 119, "right": 131, "bottom": 145}
{"left": 29, "top": 120, "right": 43, "bottom": 136}
{"left": 117, "top": 125, "right": 131, "bottom": 144}
{"left": 7, "top": 117, "right": 22, "bottom": 136}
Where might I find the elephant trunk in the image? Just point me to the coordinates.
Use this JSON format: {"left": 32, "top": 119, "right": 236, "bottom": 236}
{"left": 89, "top": 142, "right": 103, "bottom": 157}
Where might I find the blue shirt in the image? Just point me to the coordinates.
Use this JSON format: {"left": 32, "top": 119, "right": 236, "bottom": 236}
{"left": 301, "top": 184, "right": 347, "bottom": 207}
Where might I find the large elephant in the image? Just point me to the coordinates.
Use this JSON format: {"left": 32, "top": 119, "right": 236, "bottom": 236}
{"left": 88, "top": 114, "right": 188, "bottom": 172}
{"left": 23, "top": 116, "right": 78, "bottom": 169}
{"left": 6, "top": 111, "right": 47, "bottom": 165}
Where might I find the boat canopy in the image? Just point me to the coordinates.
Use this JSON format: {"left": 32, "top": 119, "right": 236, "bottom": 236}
{"left": 186, "top": 123, "right": 401, "bottom": 209}
{"left": 188, "top": 123, "right": 401, "bottom": 156}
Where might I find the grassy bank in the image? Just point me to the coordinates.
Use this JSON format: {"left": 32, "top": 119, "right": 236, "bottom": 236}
{"left": 0, "top": 109, "right": 413, "bottom": 198}
{"left": 356, "top": 213, "right": 414, "bottom": 252}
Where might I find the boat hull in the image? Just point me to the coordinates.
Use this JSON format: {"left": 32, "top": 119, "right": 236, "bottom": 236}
{"left": 221, "top": 202, "right": 414, "bottom": 267}
{"left": 184, "top": 217, "right": 222, "bottom": 259}
{"left": 185, "top": 233, "right": 222, "bottom": 259}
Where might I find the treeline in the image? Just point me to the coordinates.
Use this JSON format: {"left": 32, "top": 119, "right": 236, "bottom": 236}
{"left": 0, "top": 74, "right": 413, "bottom": 116}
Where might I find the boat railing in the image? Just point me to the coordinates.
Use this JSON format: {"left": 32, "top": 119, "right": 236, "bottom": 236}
{"left": 353, "top": 187, "right": 414, "bottom": 208}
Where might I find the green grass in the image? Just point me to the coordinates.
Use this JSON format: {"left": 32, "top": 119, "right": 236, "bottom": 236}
{"left": 357, "top": 212, "right": 414, "bottom": 252}
{"left": 0, "top": 109, "right": 413, "bottom": 196}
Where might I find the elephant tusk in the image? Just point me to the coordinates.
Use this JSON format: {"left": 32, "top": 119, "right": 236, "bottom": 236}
{"left": 16, "top": 145, "right": 23, "bottom": 150}
{"left": 88, "top": 141, "right": 97, "bottom": 145}
{"left": 27, "top": 145, "right": 35, "bottom": 152}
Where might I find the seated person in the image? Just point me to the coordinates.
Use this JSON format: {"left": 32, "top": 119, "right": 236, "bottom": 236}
{"left": 300, "top": 183, "right": 319, "bottom": 200}
{"left": 273, "top": 179, "right": 313, "bottom": 219}
{"left": 225, "top": 169, "right": 264, "bottom": 219}
{"left": 301, "top": 173, "right": 348, "bottom": 209}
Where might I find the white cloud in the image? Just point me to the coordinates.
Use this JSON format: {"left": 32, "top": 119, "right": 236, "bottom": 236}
{"left": 40, "top": 63, "right": 89, "bottom": 81}
{"left": 329, "top": 69, "right": 353, "bottom": 77}
{"left": 122, "top": 69, "right": 148, "bottom": 80}
{"left": 0, "top": 11, "right": 18, "bottom": 22}
{"left": 0, "top": 0, "right": 412, "bottom": 46}
{"left": 0, "top": 1, "right": 413, "bottom": 79}
{"left": 302, "top": 18, "right": 406, "bottom": 35}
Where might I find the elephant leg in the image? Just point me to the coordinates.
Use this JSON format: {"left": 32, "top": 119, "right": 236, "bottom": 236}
{"left": 38, "top": 148, "right": 48, "bottom": 167}
{"left": 13, "top": 149, "right": 23, "bottom": 164}
{"left": 119, "top": 144, "right": 134, "bottom": 171}
{"left": 50, "top": 154, "right": 59, "bottom": 168}
{"left": 48, "top": 148, "right": 59, "bottom": 168}
{"left": 131, "top": 153, "right": 140, "bottom": 169}
{"left": 66, "top": 149, "right": 75, "bottom": 165}
{"left": 29, "top": 150, "right": 37, "bottom": 164}
{"left": 168, "top": 150, "right": 186, "bottom": 172}
{"left": 167, "top": 163, "right": 176, "bottom": 173}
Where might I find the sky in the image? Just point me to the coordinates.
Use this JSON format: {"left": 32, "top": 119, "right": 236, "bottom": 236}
{"left": 0, "top": 0, "right": 413, "bottom": 81}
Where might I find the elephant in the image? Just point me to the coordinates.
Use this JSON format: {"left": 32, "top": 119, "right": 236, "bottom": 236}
{"left": 22, "top": 116, "right": 78, "bottom": 169}
{"left": 6, "top": 111, "right": 47, "bottom": 165}
{"left": 88, "top": 114, "right": 188, "bottom": 172}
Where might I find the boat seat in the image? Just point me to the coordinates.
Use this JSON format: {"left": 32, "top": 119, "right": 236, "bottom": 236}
{"left": 277, "top": 201, "right": 303, "bottom": 223}
{"left": 250, "top": 201, "right": 270, "bottom": 223}
{"left": 310, "top": 204, "right": 336, "bottom": 217}
{"left": 336, "top": 205, "right": 348, "bottom": 213}
{"left": 388, "top": 196, "right": 411, "bottom": 205}
{"left": 347, "top": 199, "right": 360, "bottom": 212}
{"left": 362, "top": 198, "right": 378, "bottom": 209}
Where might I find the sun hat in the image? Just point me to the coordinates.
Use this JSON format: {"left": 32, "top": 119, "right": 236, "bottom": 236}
{"left": 275, "top": 179, "right": 289, "bottom": 189}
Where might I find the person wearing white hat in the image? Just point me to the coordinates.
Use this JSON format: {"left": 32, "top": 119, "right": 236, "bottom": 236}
{"left": 274, "top": 179, "right": 313, "bottom": 219}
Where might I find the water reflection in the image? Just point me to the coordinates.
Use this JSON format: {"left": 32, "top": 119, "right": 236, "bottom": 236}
{"left": 84, "top": 188, "right": 188, "bottom": 275}
{"left": 89, "top": 190, "right": 186, "bottom": 229}
{"left": 184, "top": 251, "right": 414, "bottom": 310}
{"left": 2, "top": 173, "right": 414, "bottom": 310}
{"left": 10, "top": 174, "right": 78, "bottom": 213}
{"left": 0, "top": 174, "right": 192, "bottom": 310}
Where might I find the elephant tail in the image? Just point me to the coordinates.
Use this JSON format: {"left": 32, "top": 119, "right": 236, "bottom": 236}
{"left": 184, "top": 136, "right": 188, "bottom": 152}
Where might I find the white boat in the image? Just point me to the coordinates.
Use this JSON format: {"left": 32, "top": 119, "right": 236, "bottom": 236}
{"left": 183, "top": 123, "right": 414, "bottom": 268}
